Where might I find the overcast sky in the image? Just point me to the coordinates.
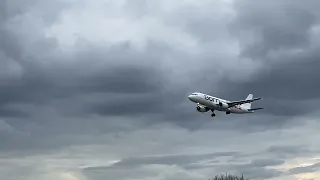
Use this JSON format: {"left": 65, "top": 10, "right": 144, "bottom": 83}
{"left": 1, "top": 0, "right": 320, "bottom": 180}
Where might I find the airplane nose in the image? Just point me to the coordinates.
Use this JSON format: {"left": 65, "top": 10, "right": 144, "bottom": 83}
{"left": 188, "top": 95, "right": 192, "bottom": 100}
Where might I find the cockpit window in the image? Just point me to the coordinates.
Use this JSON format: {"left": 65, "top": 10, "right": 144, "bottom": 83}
{"left": 192, "top": 93, "right": 197, "bottom": 95}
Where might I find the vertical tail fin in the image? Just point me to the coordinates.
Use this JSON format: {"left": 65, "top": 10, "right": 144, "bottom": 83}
{"left": 241, "top": 94, "right": 253, "bottom": 109}
{"left": 246, "top": 94, "right": 253, "bottom": 100}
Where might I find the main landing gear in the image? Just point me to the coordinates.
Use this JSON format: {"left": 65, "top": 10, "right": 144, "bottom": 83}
{"left": 211, "top": 110, "right": 216, "bottom": 117}
{"left": 210, "top": 110, "right": 230, "bottom": 117}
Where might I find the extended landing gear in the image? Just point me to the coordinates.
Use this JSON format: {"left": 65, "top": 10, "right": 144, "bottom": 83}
{"left": 226, "top": 111, "right": 230, "bottom": 115}
{"left": 211, "top": 110, "right": 216, "bottom": 117}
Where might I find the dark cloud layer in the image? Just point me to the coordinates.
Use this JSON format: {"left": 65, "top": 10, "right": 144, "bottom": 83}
{"left": 217, "top": 0, "right": 320, "bottom": 118}
{"left": 82, "top": 150, "right": 288, "bottom": 180}
{"left": 84, "top": 151, "right": 239, "bottom": 170}
{"left": 1, "top": 0, "right": 320, "bottom": 180}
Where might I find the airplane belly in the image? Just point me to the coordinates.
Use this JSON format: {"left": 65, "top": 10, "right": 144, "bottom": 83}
{"left": 229, "top": 108, "right": 245, "bottom": 114}
{"left": 199, "top": 99, "right": 226, "bottom": 111}
{"left": 198, "top": 99, "right": 215, "bottom": 109}
{"left": 213, "top": 105, "right": 226, "bottom": 111}
{"left": 198, "top": 99, "right": 211, "bottom": 107}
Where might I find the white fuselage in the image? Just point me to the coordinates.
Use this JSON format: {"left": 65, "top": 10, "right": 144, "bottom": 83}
{"left": 188, "top": 92, "right": 252, "bottom": 114}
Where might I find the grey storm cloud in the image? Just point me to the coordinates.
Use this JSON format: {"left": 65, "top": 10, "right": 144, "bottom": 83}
{"left": 82, "top": 150, "right": 287, "bottom": 180}
{"left": 1, "top": 0, "right": 320, "bottom": 180}
{"left": 289, "top": 162, "right": 320, "bottom": 174}
{"left": 217, "top": 0, "right": 320, "bottom": 117}
{"left": 83, "top": 151, "right": 240, "bottom": 171}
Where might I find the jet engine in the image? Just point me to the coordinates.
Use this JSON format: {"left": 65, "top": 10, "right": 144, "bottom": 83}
{"left": 217, "top": 101, "right": 229, "bottom": 108}
{"left": 196, "top": 105, "right": 209, "bottom": 112}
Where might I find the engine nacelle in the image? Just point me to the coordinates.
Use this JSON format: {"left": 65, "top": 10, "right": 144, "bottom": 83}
{"left": 196, "top": 105, "right": 209, "bottom": 112}
{"left": 217, "top": 101, "right": 229, "bottom": 108}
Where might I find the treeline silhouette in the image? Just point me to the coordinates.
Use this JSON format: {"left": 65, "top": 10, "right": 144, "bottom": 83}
{"left": 209, "top": 173, "right": 248, "bottom": 180}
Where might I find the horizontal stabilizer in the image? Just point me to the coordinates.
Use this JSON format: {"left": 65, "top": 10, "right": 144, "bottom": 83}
{"left": 248, "top": 108, "right": 264, "bottom": 111}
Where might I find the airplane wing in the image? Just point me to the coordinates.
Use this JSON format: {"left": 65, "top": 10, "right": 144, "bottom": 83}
{"left": 227, "top": 97, "right": 263, "bottom": 107}
{"left": 248, "top": 107, "right": 264, "bottom": 111}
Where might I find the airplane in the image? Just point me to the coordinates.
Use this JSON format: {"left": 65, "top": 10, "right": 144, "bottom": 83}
{"left": 188, "top": 92, "right": 263, "bottom": 117}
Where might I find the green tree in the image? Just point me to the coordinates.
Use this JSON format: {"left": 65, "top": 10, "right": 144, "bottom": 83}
{"left": 209, "top": 173, "right": 248, "bottom": 180}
